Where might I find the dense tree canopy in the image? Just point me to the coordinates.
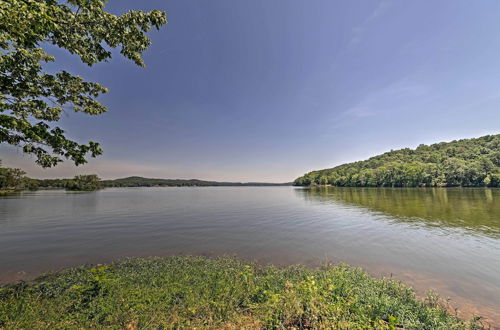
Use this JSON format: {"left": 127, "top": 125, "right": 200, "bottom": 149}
{"left": 0, "top": 159, "right": 36, "bottom": 190}
{"left": 294, "top": 134, "right": 500, "bottom": 187}
{"left": 65, "top": 174, "right": 101, "bottom": 191}
{"left": 0, "top": 0, "right": 166, "bottom": 167}
{"left": 0, "top": 160, "right": 100, "bottom": 191}
{"left": 0, "top": 164, "right": 26, "bottom": 190}
{"left": 24, "top": 173, "right": 101, "bottom": 191}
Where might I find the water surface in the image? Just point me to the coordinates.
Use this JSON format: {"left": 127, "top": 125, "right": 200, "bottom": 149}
{"left": 1, "top": 187, "right": 499, "bottom": 324}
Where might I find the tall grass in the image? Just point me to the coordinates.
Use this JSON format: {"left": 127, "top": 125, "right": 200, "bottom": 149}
{"left": 0, "top": 256, "right": 482, "bottom": 329}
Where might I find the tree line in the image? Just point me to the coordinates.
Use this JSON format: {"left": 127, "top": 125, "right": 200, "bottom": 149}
{"left": 40, "top": 175, "right": 102, "bottom": 191}
{"left": 0, "top": 169, "right": 290, "bottom": 192}
{"left": 0, "top": 161, "right": 101, "bottom": 192}
{"left": 0, "top": 160, "right": 38, "bottom": 192}
{"left": 102, "top": 176, "right": 290, "bottom": 187}
{"left": 294, "top": 134, "right": 500, "bottom": 187}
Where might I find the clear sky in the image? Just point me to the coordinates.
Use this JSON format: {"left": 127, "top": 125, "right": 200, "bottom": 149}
{"left": 2, "top": 0, "right": 500, "bottom": 182}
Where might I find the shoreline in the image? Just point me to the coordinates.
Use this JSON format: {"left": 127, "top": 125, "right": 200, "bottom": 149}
{"left": 0, "top": 256, "right": 484, "bottom": 329}
{"left": 0, "top": 255, "right": 496, "bottom": 328}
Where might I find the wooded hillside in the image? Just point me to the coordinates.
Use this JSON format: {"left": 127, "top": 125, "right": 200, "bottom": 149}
{"left": 294, "top": 134, "right": 500, "bottom": 187}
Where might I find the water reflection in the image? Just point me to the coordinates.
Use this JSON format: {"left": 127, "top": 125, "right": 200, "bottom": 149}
{"left": 297, "top": 187, "right": 500, "bottom": 237}
{"left": 1, "top": 187, "right": 499, "bottom": 325}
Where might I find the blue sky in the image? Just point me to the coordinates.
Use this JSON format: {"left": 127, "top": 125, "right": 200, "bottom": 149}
{"left": 3, "top": 0, "right": 500, "bottom": 181}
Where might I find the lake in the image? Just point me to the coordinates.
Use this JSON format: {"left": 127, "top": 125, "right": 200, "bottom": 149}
{"left": 1, "top": 187, "right": 499, "bottom": 324}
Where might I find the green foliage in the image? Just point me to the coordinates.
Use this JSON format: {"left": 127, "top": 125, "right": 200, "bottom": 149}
{"left": 295, "top": 134, "right": 500, "bottom": 187}
{"left": 35, "top": 174, "right": 101, "bottom": 191}
{"left": 490, "top": 173, "right": 500, "bottom": 188}
{"left": 0, "top": 167, "right": 26, "bottom": 190}
{"left": 23, "top": 177, "right": 39, "bottom": 191}
{"left": 0, "top": 0, "right": 167, "bottom": 167}
{"left": 34, "top": 177, "right": 72, "bottom": 189}
{"left": 0, "top": 159, "right": 29, "bottom": 191}
{"left": 65, "top": 174, "right": 101, "bottom": 191}
{"left": 0, "top": 256, "right": 481, "bottom": 329}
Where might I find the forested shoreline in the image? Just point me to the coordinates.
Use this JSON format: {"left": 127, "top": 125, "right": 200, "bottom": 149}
{"left": 0, "top": 167, "right": 290, "bottom": 192}
{"left": 0, "top": 170, "right": 101, "bottom": 192}
{"left": 294, "top": 134, "right": 500, "bottom": 187}
{"left": 101, "top": 176, "right": 291, "bottom": 187}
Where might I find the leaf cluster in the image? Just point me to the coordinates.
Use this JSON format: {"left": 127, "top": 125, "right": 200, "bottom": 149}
{"left": 0, "top": 0, "right": 166, "bottom": 166}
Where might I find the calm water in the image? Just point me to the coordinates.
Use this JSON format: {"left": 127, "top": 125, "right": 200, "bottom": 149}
{"left": 1, "top": 187, "right": 499, "bottom": 323}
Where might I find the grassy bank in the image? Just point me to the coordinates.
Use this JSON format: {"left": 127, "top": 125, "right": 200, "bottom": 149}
{"left": 0, "top": 256, "right": 481, "bottom": 329}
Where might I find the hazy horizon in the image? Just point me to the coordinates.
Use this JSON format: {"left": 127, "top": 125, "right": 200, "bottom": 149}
{"left": 3, "top": 132, "right": 498, "bottom": 182}
{"left": 2, "top": 0, "right": 500, "bottom": 182}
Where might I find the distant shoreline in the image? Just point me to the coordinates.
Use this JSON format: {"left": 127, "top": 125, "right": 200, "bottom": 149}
{"left": 3, "top": 185, "right": 498, "bottom": 195}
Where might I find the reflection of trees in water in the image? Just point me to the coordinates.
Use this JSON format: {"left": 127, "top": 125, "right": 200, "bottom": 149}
{"left": 297, "top": 187, "right": 500, "bottom": 237}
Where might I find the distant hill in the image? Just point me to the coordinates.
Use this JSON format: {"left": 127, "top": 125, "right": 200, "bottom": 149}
{"left": 294, "top": 134, "right": 500, "bottom": 187}
{"left": 101, "top": 176, "right": 291, "bottom": 187}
